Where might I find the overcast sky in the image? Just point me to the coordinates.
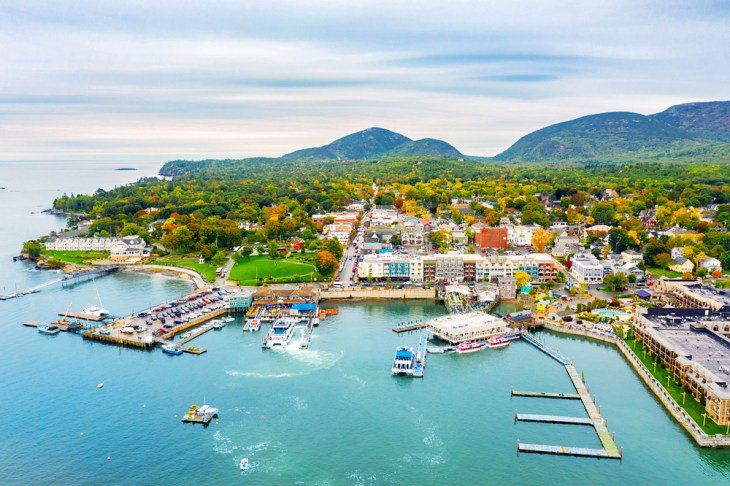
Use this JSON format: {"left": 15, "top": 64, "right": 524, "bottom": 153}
{"left": 0, "top": 1, "right": 728, "bottom": 162}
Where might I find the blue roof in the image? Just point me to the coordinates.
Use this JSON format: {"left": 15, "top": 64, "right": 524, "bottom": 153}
{"left": 395, "top": 349, "right": 413, "bottom": 359}
{"left": 291, "top": 303, "right": 316, "bottom": 311}
{"left": 635, "top": 289, "right": 651, "bottom": 298}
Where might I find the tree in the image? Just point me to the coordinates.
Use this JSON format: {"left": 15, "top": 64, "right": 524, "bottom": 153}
{"left": 590, "top": 202, "right": 616, "bottom": 226}
{"left": 643, "top": 239, "right": 670, "bottom": 266}
{"left": 654, "top": 252, "right": 673, "bottom": 269}
{"left": 314, "top": 250, "right": 338, "bottom": 276}
{"left": 23, "top": 240, "right": 42, "bottom": 260}
{"left": 627, "top": 273, "right": 637, "bottom": 284}
{"left": 322, "top": 238, "right": 343, "bottom": 260}
{"left": 389, "top": 234, "right": 402, "bottom": 246}
{"left": 212, "top": 250, "right": 228, "bottom": 267}
{"left": 604, "top": 272, "right": 628, "bottom": 291}
{"left": 608, "top": 228, "right": 634, "bottom": 253}
{"left": 531, "top": 229, "right": 555, "bottom": 253}
{"left": 240, "top": 245, "right": 253, "bottom": 258}
{"left": 515, "top": 270, "right": 531, "bottom": 289}
{"left": 268, "top": 240, "right": 280, "bottom": 259}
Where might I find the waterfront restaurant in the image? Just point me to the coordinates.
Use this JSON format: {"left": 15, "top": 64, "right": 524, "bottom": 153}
{"left": 633, "top": 307, "right": 730, "bottom": 426}
{"left": 426, "top": 311, "right": 508, "bottom": 344}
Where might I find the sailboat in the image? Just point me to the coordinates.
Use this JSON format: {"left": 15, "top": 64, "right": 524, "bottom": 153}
{"left": 83, "top": 277, "right": 109, "bottom": 318}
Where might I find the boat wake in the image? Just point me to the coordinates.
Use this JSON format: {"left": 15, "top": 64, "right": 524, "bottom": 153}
{"left": 225, "top": 369, "right": 307, "bottom": 379}
{"left": 276, "top": 347, "right": 343, "bottom": 369}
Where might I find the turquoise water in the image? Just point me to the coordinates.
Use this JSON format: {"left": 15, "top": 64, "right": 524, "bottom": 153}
{"left": 593, "top": 308, "right": 631, "bottom": 320}
{"left": 1, "top": 162, "right": 729, "bottom": 484}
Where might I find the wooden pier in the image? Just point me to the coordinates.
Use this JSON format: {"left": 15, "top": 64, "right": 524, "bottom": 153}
{"left": 177, "top": 323, "right": 217, "bottom": 345}
{"left": 58, "top": 311, "right": 103, "bottom": 322}
{"left": 392, "top": 322, "right": 427, "bottom": 333}
{"left": 511, "top": 390, "right": 581, "bottom": 400}
{"left": 515, "top": 413, "right": 593, "bottom": 426}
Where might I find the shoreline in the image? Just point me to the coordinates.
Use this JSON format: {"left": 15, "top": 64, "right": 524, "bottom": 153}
{"left": 541, "top": 322, "right": 730, "bottom": 448}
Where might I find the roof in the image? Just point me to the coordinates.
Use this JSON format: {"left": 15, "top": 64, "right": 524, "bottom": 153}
{"left": 635, "top": 289, "right": 651, "bottom": 298}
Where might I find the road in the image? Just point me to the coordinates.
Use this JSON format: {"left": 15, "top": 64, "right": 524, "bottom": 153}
{"left": 214, "top": 252, "right": 237, "bottom": 287}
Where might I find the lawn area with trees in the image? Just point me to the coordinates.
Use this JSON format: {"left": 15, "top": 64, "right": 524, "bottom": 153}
{"left": 229, "top": 254, "right": 326, "bottom": 285}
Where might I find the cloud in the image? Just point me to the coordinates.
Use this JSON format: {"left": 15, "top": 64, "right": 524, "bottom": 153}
{"left": 0, "top": 1, "right": 727, "bottom": 160}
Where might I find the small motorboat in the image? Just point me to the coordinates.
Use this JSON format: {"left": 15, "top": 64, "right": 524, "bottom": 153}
{"left": 456, "top": 341, "right": 486, "bottom": 354}
{"left": 239, "top": 457, "right": 249, "bottom": 471}
{"left": 98, "top": 328, "right": 111, "bottom": 335}
{"left": 426, "top": 346, "right": 448, "bottom": 354}
{"left": 161, "top": 344, "right": 184, "bottom": 356}
{"left": 249, "top": 319, "right": 260, "bottom": 332}
{"left": 213, "top": 320, "right": 226, "bottom": 330}
{"left": 487, "top": 335, "right": 510, "bottom": 349}
{"left": 38, "top": 324, "right": 60, "bottom": 335}
{"left": 97, "top": 382, "right": 104, "bottom": 389}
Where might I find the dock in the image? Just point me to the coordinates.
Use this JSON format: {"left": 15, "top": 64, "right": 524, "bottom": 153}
{"left": 23, "top": 321, "right": 44, "bottom": 328}
{"left": 517, "top": 442, "right": 617, "bottom": 459}
{"left": 58, "top": 311, "right": 104, "bottom": 322}
{"left": 299, "top": 319, "right": 315, "bottom": 349}
{"left": 392, "top": 321, "right": 428, "bottom": 333}
{"left": 515, "top": 413, "right": 593, "bottom": 426}
{"left": 513, "top": 335, "right": 622, "bottom": 460}
{"left": 177, "top": 322, "right": 218, "bottom": 345}
{"left": 511, "top": 390, "right": 581, "bottom": 400}
{"left": 182, "top": 346, "right": 207, "bottom": 355}
{"left": 181, "top": 404, "right": 217, "bottom": 424}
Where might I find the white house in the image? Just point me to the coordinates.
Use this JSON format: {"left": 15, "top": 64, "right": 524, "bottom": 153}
{"left": 700, "top": 256, "right": 722, "bottom": 273}
{"left": 571, "top": 252, "right": 609, "bottom": 284}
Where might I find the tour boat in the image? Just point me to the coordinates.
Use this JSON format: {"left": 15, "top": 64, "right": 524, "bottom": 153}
{"left": 455, "top": 341, "right": 486, "bottom": 354}
{"left": 487, "top": 335, "right": 510, "bottom": 349}
{"left": 248, "top": 319, "right": 260, "bottom": 332}
{"left": 37, "top": 324, "right": 60, "bottom": 335}
{"left": 392, "top": 346, "right": 416, "bottom": 376}
{"left": 239, "top": 458, "right": 249, "bottom": 471}
{"left": 262, "top": 319, "right": 295, "bottom": 348}
{"left": 161, "top": 344, "right": 184, "bottom": 356}
{"left": 196, "top": 404, "right": 219, "bottom": 421}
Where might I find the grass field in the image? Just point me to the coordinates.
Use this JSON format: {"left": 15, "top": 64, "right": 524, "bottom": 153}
{"left": 646, "top": 267, "right": 682, "bottom": 278}
{"left": 41, "top": 250, "right": 110, "bottom": 265}
{"left": 624, "top": 335, "right": 726, "bottom": 435}
{"left": 148, "top": 255, "right": 218, "bottom": 282}
{"left": 230, "top": 254, "right": 326, "bottom": 285}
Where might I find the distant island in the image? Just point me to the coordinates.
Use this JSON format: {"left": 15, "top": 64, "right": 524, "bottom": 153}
{"left": 114, "top": 167, "right": 137, "bottom": 171}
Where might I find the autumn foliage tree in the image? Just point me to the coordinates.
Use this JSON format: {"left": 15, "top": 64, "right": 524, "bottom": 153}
{"left": 315, "top": 250, "right": 338, "bottom": 276}
{"left": 531, "top": 229, "right": 555, "bottom": 252}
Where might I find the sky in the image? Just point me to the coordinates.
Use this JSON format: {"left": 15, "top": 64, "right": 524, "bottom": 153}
{"left": 0, "top": 0, "right": 728, "bottom": 162}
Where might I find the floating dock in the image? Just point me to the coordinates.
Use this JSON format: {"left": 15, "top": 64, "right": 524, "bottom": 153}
{"left": 511, "top": 390, "right": 581, "bottom": 400}
{"left": 517, "top": 442, "right": 617, "bottom": 459}
{"left": 181, "top": 404, "right": 217, "bottom": 424}
{"left": 513, "top": 335, "right": 622, "bottom": 460}
{"left": 182, "top": 346, "right": 207, "bottom": 355}
{"left": 392, "top": 321, "right": 427, "bottom": 333}
{"left": 299, "top": 319, "right": 315, "bottom": 349}
{"left": 515, "top": 413, "right": 593, "bottom": 426}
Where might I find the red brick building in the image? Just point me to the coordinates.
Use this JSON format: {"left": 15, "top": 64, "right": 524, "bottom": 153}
{"left": 474, "top": 226, "right": 508, "bottom": 250}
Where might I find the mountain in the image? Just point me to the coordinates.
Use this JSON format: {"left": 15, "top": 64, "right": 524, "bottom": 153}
{"left": 494, "top": 101, "right": 730, "bottom": 162}
{"left": 282, "top": 127, "right": 462, "bottom": 160}
{"left": 650, "top": 101, "right": 730, "bottom": 142}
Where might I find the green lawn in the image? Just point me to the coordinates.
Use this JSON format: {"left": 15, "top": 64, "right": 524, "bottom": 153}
{"left": 646, "top": 267, "right": 682, "bottom": 278}
{"left": 41, "top": 249, "right": 110, "bottom": 265}
{"left": 148, "top": 255, "right": 218, "bottom": 282}
{"left": 230, "top": 254, "right": 326, "bottom": 285}
{"left": 623, "top": 335, "right": 726, "bottom": 435}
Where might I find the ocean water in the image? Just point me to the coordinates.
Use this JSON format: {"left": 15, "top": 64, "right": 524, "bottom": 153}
{"left": 1, "top": 161, "right": 729, "bottom": 484}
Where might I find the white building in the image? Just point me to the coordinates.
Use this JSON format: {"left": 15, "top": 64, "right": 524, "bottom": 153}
{"left": 571, "top": 252, "right": 609, "bottom": 284}
{"left": 505, "top": 224, "right": 539, "bottom": 247}
{"left": 426, "top": 311, "right": 508, "bottom": 344}
{"left": 324, "top": 223, "right": 353, "bottom": 246}
{"left": 371, "top": 208, "right": 399, "bottom": 226}
{"left": 44, "top": 235, "right": 148, "bottom": 259}
{"left": 700, "top": 256, "right": 722, "bottom": 273}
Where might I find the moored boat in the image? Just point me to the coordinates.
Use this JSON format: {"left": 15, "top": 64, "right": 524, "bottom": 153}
{"left": 487, "top": 335, "right": 510, "bottom": 349}
{"left": 248, "top": 319, "right": 260, "bottom": 331}
{"left": 392, "top": 346, "right": 416, "bottom": 376}
{"left": 162, "top": 344, "right": 184, "bottom": 355}
{"left": 455, "top": 341, "right": 486, "bottom": 354}
{"left": 240, "top": 457, "right": 249, "bottom": 471}
{"left": 38, "top": 324, "right": 60, "bottom": 335}
{"left": 262, "top": 319, "right": 295, "bottom": 348}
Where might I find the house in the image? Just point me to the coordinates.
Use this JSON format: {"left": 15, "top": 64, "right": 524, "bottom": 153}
{"left": 700, "top": 256, "right": 722, "bottom": 273}
{"left": 552, "top": 231, "right": 581, "bottom": 257}
{"left": 669, "top": 257, "right": 694, "bottom": 274}
{"left": 473, "top": 225, "right": 508, "bottom": 250}
{"left": 451, "top": 230, "right": 468, "bottom": 246}
{"left": 620, "top": 250, "right": 643, "bottom": 266}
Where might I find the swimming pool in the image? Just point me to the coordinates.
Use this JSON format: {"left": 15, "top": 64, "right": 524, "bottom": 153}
{"left": 593, "top": 308, "right": 631, "bottom": 321}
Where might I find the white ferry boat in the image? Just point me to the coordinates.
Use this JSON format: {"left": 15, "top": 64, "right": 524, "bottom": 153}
{"left": 248, "top": 319, "right": 260, "bottom": 332}
{"left": 455, "top": 341, "right": 486, "bottom": 354}
{"left": 262, "top": 319, "right": 295, "bottom": 348}
{"left": 392, "top": 347, "right": 416, "bottom": 376}
{"left": 487, "top": 335, "right": 510, "bottom": 349}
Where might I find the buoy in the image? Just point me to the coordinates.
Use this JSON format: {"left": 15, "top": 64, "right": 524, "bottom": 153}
{"left": 260, "top": 415, "right": 265, "bottom": 419}
{"left": 142, "top": 404, "right": 147, "bottom": 408}
{"left": 106, "top": 456, "right": 111, "bottom": 461}
{"left": 80, "top": 432, "right": 84, "bottom": 436}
